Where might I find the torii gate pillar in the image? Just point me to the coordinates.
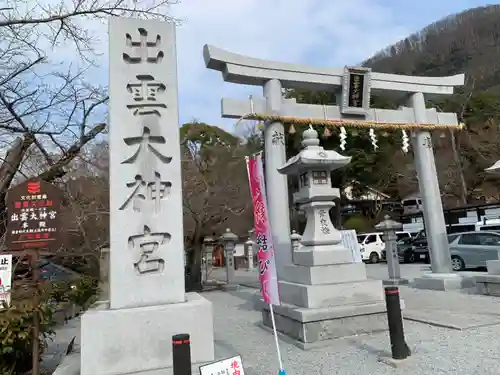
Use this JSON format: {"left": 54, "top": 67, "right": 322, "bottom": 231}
{"left": 204, "top": 45, "right": 465, "bottom": 293}
{"left": 262, "top": 79, "right": 293, "bottom": 277}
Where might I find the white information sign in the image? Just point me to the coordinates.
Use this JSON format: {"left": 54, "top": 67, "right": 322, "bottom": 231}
{"left": 0, "top": 254, "right": 13, "bottom": 307}
{"left": 199, "top": 355, "right": 245, "bottom": 375}
{"left": 341, "top": 229, "right": 362, "bottom": 263}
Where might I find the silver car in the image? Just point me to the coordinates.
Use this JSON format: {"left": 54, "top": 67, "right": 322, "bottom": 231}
{"left": 448, "top": 231, "right": 500, "bottom": 271}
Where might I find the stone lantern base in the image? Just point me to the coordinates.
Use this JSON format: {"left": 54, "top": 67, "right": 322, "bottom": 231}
{"left": 258, "top": 246, "right": 395, "bottom": 349}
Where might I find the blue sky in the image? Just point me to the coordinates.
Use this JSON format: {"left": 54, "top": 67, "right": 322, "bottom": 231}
{"left": 60, "top": 0, "right": 495, "bottom": 133}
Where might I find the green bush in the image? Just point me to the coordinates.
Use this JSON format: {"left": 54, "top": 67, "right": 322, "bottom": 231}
{"left": 0, "top": 301, "right": 56, "bottom": 375}
{"left": 0, "top": 277, "right": 98, "bottom": 374}
{"left": 67, "top": 277, "right": 99, "bottom": 307}
{"left": 49, "top": 281, "right": 72, "bottom": 303}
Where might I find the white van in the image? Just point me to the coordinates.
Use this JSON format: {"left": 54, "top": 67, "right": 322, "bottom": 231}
{"left": 357, "top": 232, "right": 384, "bottom": 263}
{"left": 402, "top": 197, "right": 423, "bottom": 215}
{"left": 357, "top": 231, "right": 412, "bottom": 263}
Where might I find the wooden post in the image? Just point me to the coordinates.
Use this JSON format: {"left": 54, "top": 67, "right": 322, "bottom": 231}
{"left": 31, "top": 249, "right": 40, "bottom": 375}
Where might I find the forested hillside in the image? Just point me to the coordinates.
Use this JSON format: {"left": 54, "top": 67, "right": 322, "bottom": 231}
{"left": 363, "top": 4, "right": 500, "bottom": 207}
{"left": 289, "top": 5, "right": 500, "bottom": 210}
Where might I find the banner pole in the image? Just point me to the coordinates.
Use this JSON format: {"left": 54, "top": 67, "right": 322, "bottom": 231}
{"left": 269, "top": 303, "right": 285, "bottom": 374}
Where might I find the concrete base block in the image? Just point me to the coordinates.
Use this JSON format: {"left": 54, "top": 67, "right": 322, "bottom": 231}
{"left": 80, "top": 292, "right": 214, "bottom": 375}
{"left": 279, "top": 279, "right": 384, "bottom": 308}
{"left": 378, "top": 355, "right": 412, "bottom": 368}
{"left": 260, "top": 300, "right": 388, "bottom": 348}
{"left": 412, "top": 273, "right": 474, "bottom": 291}
{"left": 476, "top": 275, "right": 500, "bottom": 296}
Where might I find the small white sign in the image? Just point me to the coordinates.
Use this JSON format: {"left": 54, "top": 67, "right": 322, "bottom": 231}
{"left": 341, "top": 230, "right": 362, "bottom": 263}
{"left": 0, "top": 254, "right": 13, "bottom": 308}
{"left": 199, "top": 355, "right": 245, "bottom": 375}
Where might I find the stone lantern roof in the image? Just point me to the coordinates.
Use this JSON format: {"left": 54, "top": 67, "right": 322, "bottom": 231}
{"left": 277, "top": 126, "right": 351, "bottom": 175}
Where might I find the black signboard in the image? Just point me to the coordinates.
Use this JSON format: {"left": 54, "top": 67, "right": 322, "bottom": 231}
{"left": 6, "top": 180, "right": 63, "bottom": 251}
{"left": 347, "top": 73, "right": 365, "bottom": 108}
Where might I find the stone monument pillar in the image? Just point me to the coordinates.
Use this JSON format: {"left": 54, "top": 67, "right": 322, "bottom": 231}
{"left": 260, "top": 127, "right": 387, "bottom": 348}
{"left": 80, "top": 18, "right": 214, "bottom": 375}
{"left": 375, "top": 216, "right": 408, "bottom": 286}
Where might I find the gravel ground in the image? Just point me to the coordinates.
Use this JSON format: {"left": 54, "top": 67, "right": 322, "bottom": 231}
{"left": 206, "top": 287, "right": 500, "bottom": 375}
{"left": 45, "top": 263, "right": 500, "bottom": 374}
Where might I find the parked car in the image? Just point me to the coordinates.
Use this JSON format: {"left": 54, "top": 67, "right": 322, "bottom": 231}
{"left": 449, "top": 231, "right": 500, "bottom": 271}
{"left": 384, "top": 232, "right": 415, "bottom": 262}
{"left": 13, "top": 257, "right": 80, "bottom": 283}
{"left": 381, "top": 235, "right": 417, "bottom": 263}
{"left": 475, "top": 218, "right": 500, "bottom": 232}
{"left": 411, "top": 224, "right": 481, "bottom": 263}
{"left": 39, "top": 260, "right": 81, "bottom": 282}
{"left": 410, "top": 229, "right": 430, "bottom": 262}
{"left": 360, "top": 231, "right": 412, "bottom": 263}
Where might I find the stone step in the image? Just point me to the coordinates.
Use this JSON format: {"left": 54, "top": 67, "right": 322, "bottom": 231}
{"left": 278, "top": 279, "right": 384, "bottom": 309}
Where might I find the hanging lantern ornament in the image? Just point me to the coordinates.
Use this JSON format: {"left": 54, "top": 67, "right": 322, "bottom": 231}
{"left": 339, "top": 126, "right": 347, "bottom": 151}
{"left": 288, "top": 124, "right": 296, "bottom": 135}
{"left": 382, "top": 131, "right": 390, "bottom": 137}
{"left": 369, "top": 128, "right": 378, "bottom": 150}
{"left": 322, "top": 126, "right": 331, "bottom": 138}
{"left": 257, "top": 121, "right": 264, "bottom": 130}
{"left": 401, "top": 129, "right": 410, "bottom": 153}
{"left": 439, "top": 132, "right": 446, "bottom": 138}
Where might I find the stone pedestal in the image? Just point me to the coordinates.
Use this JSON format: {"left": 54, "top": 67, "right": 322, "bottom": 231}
{"left": 261, "top": 244, "right": 387, "bottom": 348}
{"left": 476, "top": 260, "right": 500, "bottom": 296}
{"left": 81, "top": 294, "right": 214, "bottom": 375}
{"left": 487, "top": 259, "right": 500, "bottom": 274}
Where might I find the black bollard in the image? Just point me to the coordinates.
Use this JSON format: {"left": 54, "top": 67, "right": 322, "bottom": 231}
{"left": 384, "top": 286, "right": 411, "bottom": 360}
{"left": 172, "top": 333, "right": 192, "bottom": 375}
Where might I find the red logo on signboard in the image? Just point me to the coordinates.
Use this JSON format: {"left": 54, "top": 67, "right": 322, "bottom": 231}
{"left": 27, "top": 181, "right": 40, "bottom": 194}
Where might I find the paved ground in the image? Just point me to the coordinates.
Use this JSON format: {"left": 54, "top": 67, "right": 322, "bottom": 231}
{"left": 42, "top": 316, "right": 81, "bottom": 374}
{"left": 45, "top": 263, "right": 500, "bottom": 374}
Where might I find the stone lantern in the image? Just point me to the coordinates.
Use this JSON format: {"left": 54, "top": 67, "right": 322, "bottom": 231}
{"left": 375, "top": 215, "right": 408, "bottom": 285}
{"left": 221, "top": 228, "right": 238, "bottom": 286}
{"left": 203, "top": 236, "right": 215, "bottom": 283}
{"left": 257, "top": 126, "right": 387, "bottom": 347}
{"left": 278, "top": 126, "right": 351, "bottom": 248}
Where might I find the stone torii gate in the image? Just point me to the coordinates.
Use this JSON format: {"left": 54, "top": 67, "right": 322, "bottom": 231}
{"left": 204, "top": 45, "right": 465, "bottom": 290}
